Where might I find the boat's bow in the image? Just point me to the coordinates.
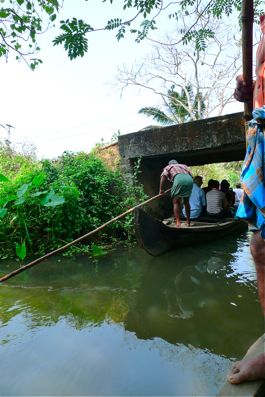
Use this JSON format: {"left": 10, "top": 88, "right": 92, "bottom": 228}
{"left": 134, "top": 208, "right": 172, "bottom": 256}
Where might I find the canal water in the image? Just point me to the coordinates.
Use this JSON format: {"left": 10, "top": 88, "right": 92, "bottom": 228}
{"left": 0, "top": 231, "right": 263, "bottom": 396}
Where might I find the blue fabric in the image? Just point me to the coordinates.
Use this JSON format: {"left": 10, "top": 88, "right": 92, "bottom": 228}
{"left": 236, "top": 106, "right": 265, "bottom": 238}
{"left": 182, "top": 183, "right": 206, "bottom": 219}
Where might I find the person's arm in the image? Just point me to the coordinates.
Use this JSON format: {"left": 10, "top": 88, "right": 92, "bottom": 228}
{"left": 159, "top": 174, "right": 167, "bottom": 194}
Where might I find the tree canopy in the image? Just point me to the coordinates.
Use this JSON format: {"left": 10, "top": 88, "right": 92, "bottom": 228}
{"left": 118, "top": 15, "right": 242, "bottom": 125}
{"left": 0, "top": 0, "right": 60, "bottom": 68}
{"left": 0, "top": 0, "right": 263, "bottom": 67}
{"left": 138, "top": 84, "right": 206, "bottom": 125}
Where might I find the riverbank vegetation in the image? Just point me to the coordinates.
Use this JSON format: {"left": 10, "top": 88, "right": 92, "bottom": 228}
{"left": 0, "top": 141, "right": 242, "bottom": 261}
{"left": 0, "top": 145, "right": 146, "bottom": 260}
{"left": 190, "top": 162, "right": 243, "bottom": 187}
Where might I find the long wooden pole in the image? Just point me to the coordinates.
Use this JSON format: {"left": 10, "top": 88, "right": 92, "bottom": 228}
{"left": 242, "top": 0, "right": 254, "bottom": 120}
{"left": 0, "top": 189, "right": 170, "bottom": 283}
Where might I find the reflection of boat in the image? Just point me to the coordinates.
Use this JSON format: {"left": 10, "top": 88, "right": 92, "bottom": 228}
{"left": 134, "top": 208, "right": 248, "bottom": 256}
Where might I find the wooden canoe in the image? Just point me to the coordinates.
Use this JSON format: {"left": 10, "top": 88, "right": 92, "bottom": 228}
{"left": 134, "top": 207, "right": 248, "bottom": 256}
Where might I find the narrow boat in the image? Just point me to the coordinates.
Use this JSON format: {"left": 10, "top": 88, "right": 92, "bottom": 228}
{"left": 134, "top": 207, "right": 248, "bottom": 256}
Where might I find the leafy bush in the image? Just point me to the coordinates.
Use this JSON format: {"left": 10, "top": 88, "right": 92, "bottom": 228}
{"left": 0, "top": 151, "right": 146, "bottom": 259}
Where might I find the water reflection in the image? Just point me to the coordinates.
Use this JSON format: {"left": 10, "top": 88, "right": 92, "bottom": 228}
{"left": 0, "top": 232, "right": 263, "bottom": 395}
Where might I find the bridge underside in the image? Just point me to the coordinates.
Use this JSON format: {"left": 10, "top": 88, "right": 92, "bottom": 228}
{"left": 118, "top": 112, "right": 246, "bottom": 198}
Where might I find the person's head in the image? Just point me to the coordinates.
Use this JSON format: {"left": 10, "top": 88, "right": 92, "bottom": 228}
{"left": 193, "top": 175, "right": 203, "bottom": 187}
{"left": 207, "top": 179, "right": 215, "bottom": 188}
{"left": 168, "top": 159, "right": 178, "bottom": 165}
{"left": 211, "top": 180, "right": 220, "bottom": 189}
{"left": 236, "top": 182, "right": 242, "bottom": 189}
{"left": 221, "top": 179, "right": 230, "bottom": 192}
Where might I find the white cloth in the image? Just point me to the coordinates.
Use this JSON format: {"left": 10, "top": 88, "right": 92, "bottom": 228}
{"left": 233, "top": 188, "right": 243, "bottom": 207}
{"left": 183, "top": 183, "right": 206, "bottom": 219}
{"left": 206, "top": 189, "right": 226, "bottom": 214}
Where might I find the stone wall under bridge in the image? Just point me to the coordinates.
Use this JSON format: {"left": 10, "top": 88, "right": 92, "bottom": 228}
{"left": 118, "top": 112, "right": 247, "bottom": 216}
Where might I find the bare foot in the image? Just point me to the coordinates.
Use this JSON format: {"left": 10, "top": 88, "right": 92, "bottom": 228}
{"left": 228, "top": 353, "right": 265, "bottom": 384}
{"left": 176, "top": 221, "right": 181, "bottom": 228}
{"left": 185, "top": 221, "right": 191, "bottom": 227}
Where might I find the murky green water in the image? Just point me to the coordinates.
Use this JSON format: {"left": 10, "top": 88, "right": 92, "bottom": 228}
{"left": 0, "top": 232, "right": 263, "bottom": 396}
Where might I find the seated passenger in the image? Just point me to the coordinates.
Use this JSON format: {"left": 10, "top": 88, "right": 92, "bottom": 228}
{"left": 202, "top": 179, "right": 215, "bottom": 195}
{"left": 233, "top": 182, "right": 244, "bottom": 208}
{"left": 183, "top": 175, "right": 206, "bottom": 219}
{"left": 206, "top": 180, "right": 228, "bottom": 218}
{"left": 220, "top": 179, "right": 235, "bottom": 206}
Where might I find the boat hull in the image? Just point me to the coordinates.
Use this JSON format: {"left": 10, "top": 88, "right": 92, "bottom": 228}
{"left": 134, "top": 208, "right": 248, "bottom": 256}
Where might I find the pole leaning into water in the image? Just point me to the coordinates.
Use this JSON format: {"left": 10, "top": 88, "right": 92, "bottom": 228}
{"left": 0, "top": 189, "right": 171, "bottom": 283}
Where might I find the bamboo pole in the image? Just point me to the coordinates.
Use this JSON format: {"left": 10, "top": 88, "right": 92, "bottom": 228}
{"left": 0, "top": 189, "right": 171, "bottom": 283}
{"left": 242, "top": 0, "right": 254, "bottom": 120}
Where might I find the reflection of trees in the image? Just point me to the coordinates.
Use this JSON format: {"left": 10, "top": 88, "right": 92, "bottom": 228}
{"left": 0, "top": 238, "right": 263, "bottom": 359}
{"left": 0, "top": 249, "right": 148, "bottom": 332}
{"left": 0, "top": 285, "right": 133, "bottom": 329}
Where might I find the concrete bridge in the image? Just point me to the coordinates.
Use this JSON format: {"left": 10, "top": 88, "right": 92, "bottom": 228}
{"left": 118, "top": 112, "right": 246, "bottom": 197}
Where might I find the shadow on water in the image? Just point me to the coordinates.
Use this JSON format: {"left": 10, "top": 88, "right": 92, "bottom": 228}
{"left": 0, "top": 231, "right": 263, "bottom": 396}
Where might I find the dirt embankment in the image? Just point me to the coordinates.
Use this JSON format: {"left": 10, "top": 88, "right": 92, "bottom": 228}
{"left": 94, "top": 142, "right": 120, "bottom": 170}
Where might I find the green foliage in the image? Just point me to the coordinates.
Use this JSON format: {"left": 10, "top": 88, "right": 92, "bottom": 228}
{"left": 53, "top": 18, "right": 93, "bottom": 59}
{"left": 0, "top": 145, "right": 39, "bottom": 179}
{"left": 0, "top": 0, "right": 59, "bottom": 68}
{"left": 0, "top": 150, "right": 146, "bottom": 260}
{"left": 139, "top": 107, "right": 173, "bottom": 125}
{"left": 90, "top": 243, "right": 107, "bottom": 258}
{"left": 105, "top": 18, "right": 123, "bottom": 30}
{"left": 182, "top": 29, "right": 215, "bottom": 51}
{"left": 1, "top": 0, "right": 263, "bottom": 64}
{"left": 138, "top": 84, "right": 206, "bottom": 125}
{"left": 16, "top": 241, "right": 27, "bottom": 260}
{"left": 190, "top": 161, "right": 243, "bottom": 187}
{"left": 131, "top": 19, "right": 157, "bottom": 43}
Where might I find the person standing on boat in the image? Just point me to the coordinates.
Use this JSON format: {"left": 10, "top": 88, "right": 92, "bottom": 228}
{"left": 227, "top": 15, "right": 265, "bottom": 385}
{"left": 159, "top": 160, "right": 193, "bottom": 227}
{"left": 182, "top": 175, "right": 206, "bottom": 219}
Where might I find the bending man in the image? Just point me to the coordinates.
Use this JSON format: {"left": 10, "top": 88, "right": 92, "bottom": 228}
{"left": 159, "top": 160, "right": 193, "bottom": 227}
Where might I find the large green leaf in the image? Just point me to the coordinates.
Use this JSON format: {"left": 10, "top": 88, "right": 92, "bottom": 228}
{"left": 31, "top": 190, "right": 48, "bottom": 197}
{"left": 40, "top": 191, "right": 65, "bottom": 207}
{"left": 0, "top": 208, "right": 7, "bottom": 218}
{"left": 16, "top": 242, "right": 27, "bottom": 260}
{"left": 43, "top": 195, "right": 65, "bottom": 207}
{"left": 15, "top": 197, "right": 26, "bottom": 205}
{"left": 17, "top": 183, "right": 31, "bottom": 197}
